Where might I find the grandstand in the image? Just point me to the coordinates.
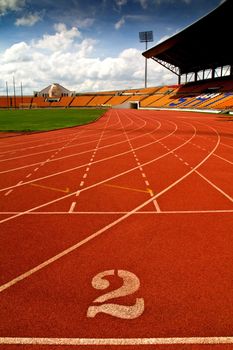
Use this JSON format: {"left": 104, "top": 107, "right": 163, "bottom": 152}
{"left": 0, "top": 0, "right": 232, "bottom": 114}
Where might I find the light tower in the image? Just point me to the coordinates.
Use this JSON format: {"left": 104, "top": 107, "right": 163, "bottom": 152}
{"left": 139, "top": 31, "right": 153, "bottom": 88}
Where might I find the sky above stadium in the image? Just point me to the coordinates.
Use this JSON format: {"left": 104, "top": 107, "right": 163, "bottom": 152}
{"left": 0, "top": 0, "right": 224, "bottom": 94}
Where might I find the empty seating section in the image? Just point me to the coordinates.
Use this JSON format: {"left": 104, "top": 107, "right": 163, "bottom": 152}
{"left": 32, "top": 97, "right": 51, "bottom": 107}
{"left": 0, "top": 97, "right": 10, "bottom": 108}
{"left": 87, "top": 95, "right": 112, "bottom": 106}
{"left": 106, "top": 96, "right": 130, "bottom": 106}
{"left": 140, "top": 94, "right": 165, "bottom": 107}
{"left": 126, "top": 95, "right": 148, "bottom": 102}
{"left": 210, "top": 94, "right": 233, "bottom": 109}
{"left": 0, "top": 96, "right": 33, "bottom": 108}
{"left": 50, "top": 97, "right": 74, "bottom": 107}
{"left": 70, "top": 96, "right": 95, "bottom": 107}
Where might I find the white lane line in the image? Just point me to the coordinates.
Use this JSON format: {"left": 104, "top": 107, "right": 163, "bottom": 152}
{"left": 79, "top": 181, "right": 84, "bottom": 187}
{"left": 1, "top": 209, "right": 233, "bottom": 215}
{"left": 34, "top": 168, "right": 39, "bottom": 172}
{"left": 4, "top": 190, "right": 13, "bottom": 196}
{"left": 1, "top": 337, "right": 233, "bottom": 346}
{"left": 195, "top": 170, "right": 233, "bottom": 202}
{"left": 69, "top": 202, "right": 76, "bottom": 213}
{"left": 26, "top": 173, "right": 32, "bottom": 178}
{"left": 214, "top": 153, "right": 233, "bottom": 165}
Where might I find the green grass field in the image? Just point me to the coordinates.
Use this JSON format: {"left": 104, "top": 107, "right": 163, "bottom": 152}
{"left": 0, "top": 109, "right": 106, "bottom": 132}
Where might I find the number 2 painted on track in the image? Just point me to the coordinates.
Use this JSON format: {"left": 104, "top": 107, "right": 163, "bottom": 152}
{"left": 87, "top": 270, "right": 144, "bottom": 319}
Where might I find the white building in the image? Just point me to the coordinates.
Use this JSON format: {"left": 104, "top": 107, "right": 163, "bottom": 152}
{"left": 34, "top": 83, "right": 76, "bottom": 100}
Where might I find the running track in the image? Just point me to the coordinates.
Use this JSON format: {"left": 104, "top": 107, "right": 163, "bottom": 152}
{"left": 0, "top": 109, "right": 233, "bottom": 349}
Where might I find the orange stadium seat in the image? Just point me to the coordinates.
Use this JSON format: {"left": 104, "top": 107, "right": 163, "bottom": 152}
{"left": 50, "top": 96, "right": 74, "bottom": 108}
{"left": 0, "top": 97, "right": 11, "bottom": 108}
{"left": 70, "top": 96, "right": 96, "bottom": 107}
{"left": 32, "top": 96, "right": 51, "bottom": 107}
{"left": 87, "top": 95, "right": 112, "bottom": 107}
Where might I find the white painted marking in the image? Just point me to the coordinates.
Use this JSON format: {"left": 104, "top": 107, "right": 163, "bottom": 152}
{"left": 34, "top": 168, "right": 39, "bottom": 172}
{"left": 69, "top": 202, "right": 76, "bottom": 213}
{"left": 142, "top": 173, "right": 146, "bottom": 178}
{"left": 153, "top": 200, "right": 161, "bottom": 213}
{"left": 86, "top": 167, "right": 90, "bottom": 172}
{"left": 179, "top": 157, "right": 183, "bottom": 161}
{"left": 145, "top": 180, "right": 149, "bottom": 186}
{"left": 214, "top": 153, "right": 233, "bottom": 165}
{"left": 80, "top": 181, "right": 84, "bottom": 187}
{"left": 83, "top": 173, "right": 87, "bottom": 179}
{"left": 26, "top": 173, "right": 32, "bottom": 178}
{"left": 1, "top": 209, "right": 233, "bottom": 215}
{"left": 195, "top": 170, "right": 233, "bottom": 203}
{"left": 76, "top": 190, "right": 81, "bottom": 197}
{"left": 1, "top": 337, "right": 233, "bottom": 345}
{"left": 4, "top": 190, "right": 13, "bottom": 196}
{"left": 87, "top": 270, "right": 144, "bottom": 319}
{"left": 184, "top": 162, "right": 189, "bottom": 166}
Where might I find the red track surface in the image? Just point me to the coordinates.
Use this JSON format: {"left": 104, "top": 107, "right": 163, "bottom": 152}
{"left": 0, "top": 109, "right": 233, "bottom": 349}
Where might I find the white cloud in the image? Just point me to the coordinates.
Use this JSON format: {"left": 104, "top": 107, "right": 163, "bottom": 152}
{"left": 0, "top": 0, "right": 25, "bottom": 16}
{"left": 115, "top": 16, "right": 125, "bottom": 29}
{"left": 34, "top": 23, "right": 81, "bottom": 52}
{"left": 2, "top": 41, "right": 31, "bottom": 62}
{"left": 76, "top": 17, "right": 95, "bottom": 28}
{"left": 0, "top": 24, "right": 176, "bottom": 94}
{"left": 115, "top": 14, "right": 148, "bottom": 30}
{"left": 15, "top": 12, "right": 42, "bottom": 26}
{"left": 115, "top": 0, "right": 127, "bottom": 7}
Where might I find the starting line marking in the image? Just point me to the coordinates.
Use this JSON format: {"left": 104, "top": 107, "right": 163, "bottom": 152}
{"left": 1, "top": 210, "right": 233, "bottom": 215}
{"left": 104, "top": 183, "right": 153, "bottom": 195}
{"left": 1, "top": 337, "right": 233, "bottom": 346}
{"left": 30, "top": 183, "right": 70, "bottom": 193}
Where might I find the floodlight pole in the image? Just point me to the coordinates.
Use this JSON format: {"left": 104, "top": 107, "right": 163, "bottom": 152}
{"left": 145, "top": 41, "right": 148, "bottom": 89}
{"left": 139, "top": 31, "right": 153, "bottom": 89}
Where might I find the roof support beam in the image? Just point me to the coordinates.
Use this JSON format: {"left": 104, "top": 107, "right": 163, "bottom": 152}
{"left": 151, "top": 57, "right": 180, "bottom": 76}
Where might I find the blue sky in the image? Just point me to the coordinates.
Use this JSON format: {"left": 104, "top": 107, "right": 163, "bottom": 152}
{"left": 0, "top": 0, "right": 223, "bottom": 94}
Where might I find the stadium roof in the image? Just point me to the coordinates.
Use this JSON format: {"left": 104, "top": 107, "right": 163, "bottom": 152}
{"left": 142, "top": 0, "right": 233, "bottom": 76}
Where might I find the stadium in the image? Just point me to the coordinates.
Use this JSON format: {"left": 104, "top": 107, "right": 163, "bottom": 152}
{"left": 0, "top": 0, "right": 233, "bottom": 348}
